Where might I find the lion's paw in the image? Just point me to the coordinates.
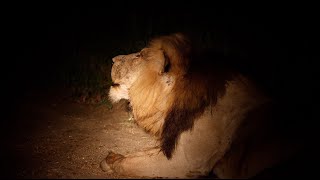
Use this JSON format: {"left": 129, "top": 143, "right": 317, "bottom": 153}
{"left": 100, "top": 158, "right": 114, "bottom": 173}
{"left": 100, "top": 151, "right": 124, "bottom": 173}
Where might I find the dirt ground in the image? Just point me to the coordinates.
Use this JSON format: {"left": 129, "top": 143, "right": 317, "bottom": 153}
{"left": 2, "top": 87, "right": 313, "bottom": 179}
{"left": 4, "top": 88, "right": 158, "bottom": 179}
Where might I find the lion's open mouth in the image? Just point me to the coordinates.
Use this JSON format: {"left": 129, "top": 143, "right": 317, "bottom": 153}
{"left": 111, "top": 82, "right": 120, "bottom": 87}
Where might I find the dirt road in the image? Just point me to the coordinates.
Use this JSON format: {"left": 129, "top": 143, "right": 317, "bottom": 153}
{"left": 4, "top": 89, "right": 157, "bottom": 178}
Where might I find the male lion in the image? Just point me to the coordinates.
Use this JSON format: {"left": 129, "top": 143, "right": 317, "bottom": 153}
{"left": 101, "top": 33, "right": 301, "bottom": 178}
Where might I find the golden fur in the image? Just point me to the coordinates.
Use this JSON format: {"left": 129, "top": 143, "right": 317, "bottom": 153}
{"left": 129, "top": 33, "right": 240, "bottom": 158}
{"left": 102, "top": 33, "right": 300, "bottom": 178}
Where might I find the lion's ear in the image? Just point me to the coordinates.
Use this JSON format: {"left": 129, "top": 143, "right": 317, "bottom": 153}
{"left": 158, "top": 50, "right": 170, "bottom": 75}
{"left": 143, "top": 48, "right": 171, "bottom": 75}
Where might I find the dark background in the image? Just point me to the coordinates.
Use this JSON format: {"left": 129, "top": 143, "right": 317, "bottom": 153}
{"left": 1, "top": 2, "right": 317, "bottom": 178}
{"left": 3, "top": 4, "right": 316, "bottom": 91}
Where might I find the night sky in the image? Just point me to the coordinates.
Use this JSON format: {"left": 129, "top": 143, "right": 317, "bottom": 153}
{"left": 1, "top": 2, "right": 317, "bottom": 178}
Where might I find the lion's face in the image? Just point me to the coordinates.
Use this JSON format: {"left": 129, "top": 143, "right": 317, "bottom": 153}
{"left": 108, "top": 52, "right": 143, "bottom": 103}
{"left": 111, "top": 52, "right": 142, "bottom": 87}
{"left": 108, "top": 48, "right": 171, "bottom": 103}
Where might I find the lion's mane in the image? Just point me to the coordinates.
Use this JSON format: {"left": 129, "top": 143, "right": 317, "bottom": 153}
{"left": 128, "top": 33, "right": 237, "bottom": 159}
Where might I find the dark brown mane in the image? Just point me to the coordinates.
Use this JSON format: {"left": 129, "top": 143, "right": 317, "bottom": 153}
{"left": 156, "top": 33, "right": 238, "bottom": 159}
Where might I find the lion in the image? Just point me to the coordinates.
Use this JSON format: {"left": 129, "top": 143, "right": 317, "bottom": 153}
{"left": 101, "top": 33, "right": 301, "bottom": 178}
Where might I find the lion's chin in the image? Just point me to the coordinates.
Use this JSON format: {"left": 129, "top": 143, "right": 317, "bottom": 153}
{"left": 108, "top": 84, "right": 129, "bottom": 103}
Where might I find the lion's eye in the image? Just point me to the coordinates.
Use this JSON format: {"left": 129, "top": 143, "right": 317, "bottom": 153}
{"left": 136, "top": 54, "right": 141, "bottom": 58}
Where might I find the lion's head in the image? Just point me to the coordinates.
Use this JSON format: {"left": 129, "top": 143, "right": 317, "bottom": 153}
{"left": 109, "top": 33, "right": 190, "bottom": 104}
{"left": 109, "top": 33, "right": 236, "bottom": 159}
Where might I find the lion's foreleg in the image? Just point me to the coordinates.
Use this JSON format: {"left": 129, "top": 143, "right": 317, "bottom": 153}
{"left": 100, "top": 147, "right": 195, "bottom": 178}
{"left": 100, "top": 111, "right": 227, "bottom": 178}
{"left": 100, "top": 132, "right": 221, "bottom": 178}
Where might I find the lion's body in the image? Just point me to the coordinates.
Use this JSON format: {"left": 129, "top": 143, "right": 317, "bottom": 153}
{"left": 103, "top": 33, "right": 300, "bottom": 178}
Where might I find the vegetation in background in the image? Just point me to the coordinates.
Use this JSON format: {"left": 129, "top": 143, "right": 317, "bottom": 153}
{"left": 58, "top": 39, "right": 148, "bottom": 107}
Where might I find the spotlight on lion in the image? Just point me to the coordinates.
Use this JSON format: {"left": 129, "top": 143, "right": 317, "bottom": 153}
{"left": 100, "top": 33, "right": 309, "bottom": 179}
